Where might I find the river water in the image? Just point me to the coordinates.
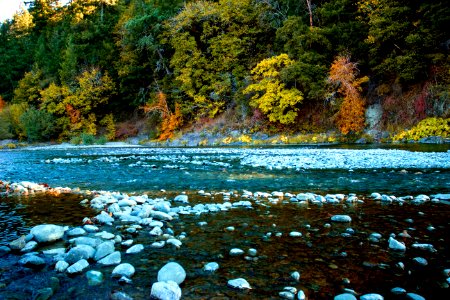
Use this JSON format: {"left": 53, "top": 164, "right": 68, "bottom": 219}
{"left": 0, "top": 145, "right": 449, "bottom": 299}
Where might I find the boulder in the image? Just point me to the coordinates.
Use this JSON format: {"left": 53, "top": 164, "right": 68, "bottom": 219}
{"left": 112, "top": 263, "right": 135, "bottom": 278}
{"left": 150, "top": 281, "right": 181, "bottom": 300}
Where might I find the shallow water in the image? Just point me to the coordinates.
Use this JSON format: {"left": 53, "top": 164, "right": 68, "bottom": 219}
{"left": 0, "top": 145, "right": 450, "bottom": 299}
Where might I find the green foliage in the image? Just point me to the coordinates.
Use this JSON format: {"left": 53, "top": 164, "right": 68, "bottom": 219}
{"left": 0, "top": 103, "right": 29, "bottom": 139}
{"left": 393, "top": 117, "right": 450, "bottom": 141}
{"left": 244, "top": 54, "right": 303, "bottom": 124}
{"left": 13, "top": 67, "right": 44, "bottom": 106}
{"left": 100, "top": 113, "right": 116, "bottom": 140}
{"left": 19, "top": 108, "right": 56, "bottom": 142}
{"left": 164, "top": 0, "right": 275, "bottom": 119}
{"left": 70, "top": 133, "right": 107, "bottom": 145}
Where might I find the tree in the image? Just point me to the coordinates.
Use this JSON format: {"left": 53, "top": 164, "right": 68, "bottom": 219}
{"left": 13, "top": 66, "right": 44, "bottom": 106}
{"left": 164, "top": 0, "right": 276, "bottom": 119}
{"left": 329, "top": 55, "right": 368, "bottom": 134}
{"left": 243, "top": 54, "right": 303, "bottom": 124}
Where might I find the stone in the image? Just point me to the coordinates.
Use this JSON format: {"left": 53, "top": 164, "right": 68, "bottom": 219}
{"left": 150, "top": 281, "right": 181, "bottom": 300}
{"left": 0, "top": 245, "right": 11, "bottom": 256}
{"left": 289, "top": 231, "right": 302, "bottom": 237}
{"left": 291, "top": 271, "right": 300, "bottom": 282}
{"left": 150, "top": 226, "right": 163, "bottom": 236}
{"left": 111, "top": 292, "right": 134, "bottom": 300}
{"left": 334, "top": 294, "right": 357, "bottom": 300}
{"left": 166, "top": 239, "right": 182, "bottom": 248}
{"left": 35, "top": 287, "right": 53, "bottom": 300}
{"left": 203, "top": 262, "right": 219, "bottom": 273}
{"left": 30, "top": 224, "right": 66, "bottom": 243}
{"left": 86, "top": 270, "right": 104, "bottom": 286}
{"left": 360, "top": 294, "right": 384, "bottom": 300}
{"left": 9, "top": 235, "right": 26, "bottom": 250}
{"left": 248, "top": 248, "right": 257, "bottom": 257}
{"left": 95, "top": 241, "right": 115, "bottom": 261}
{"left": 297, "top": 290, "right": 306, "bottom": 300}
{"left": 151, "top": 211, "right": 173, "bottom": 221}
{"left": 413, "top": 257, "right": 428, "bottom": 266}
{"left": 280, "top": 291, "right": 295, "bottom": 299}
{"left": 55, "top": 260, "right": 69, "bottom": 272}
{"left": 227, "top": 278, "right": 251, "bottom": 290}
{"left": 19, "top": 255, "right": 46, "bottom": 268}
{"left": 389, "top": 237, "right": 406, "bottom": 251}
{"left": 112, "top": 263, "right": 135, "bottom": 278}
{"left": 391, "top": 287, "right": 406, "bottom": 295}
{"left": 98, "top": 251, "right": 121, "bottom": 266}
{"left": 174, "top": 194, "right": 189, "bottom": 203}
{"left": 151, "top": 241, "right": 165, "bottom": 248}
{"left": 65, "top": 245, "right": 96, "bottom": 264}
{"left": 95, "top": 211, "right": 114, "bottom": 225}
{"left": 95, "top": 231, "right": 115, "bottom": 240}
{"left": 83, "top": 225, "right": 99, "bottom": 233}
{"left": 406, "top": 293, "right": 425, "bottom": 300}
{"left": 126, "top": 244, "right": 144, "bottom": 254}
{"left": 229, "top": 248, "right": 245, "bottom": 256}
{"left": 67, "top": 259, "right": 89, "bottom": 274}
{"left": 21, "top": 241, "right": 38, "bottom": 253}
{"left": 67, "top": 228, "right": 86, "bottom": 237}
{"left": 157, "top": 262, "right": 186, "bottom": 285}
{"left": 43, "top": 248, "right": 66, "bottom": 256}
{"left": 331, "top": 215, "right": 352, "bottom": 222}
{"left": 154, "top": 202, "right": 171, "bottom": 213}
{"left": 70, "top": 236, "right": 101, "bottom": 248}
{"left": 411, "top": 243, "right": 437, "bottom": 252}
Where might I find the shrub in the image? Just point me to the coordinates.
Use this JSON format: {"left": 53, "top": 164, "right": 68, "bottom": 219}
{"left": 80, "top": 133, "right": 96, "bottom": 145}
{"left": 19, "top": 108, "right": 56, "bottom": 142}
{"left": 393, "top": 117, "right": 450, "bottom": 141}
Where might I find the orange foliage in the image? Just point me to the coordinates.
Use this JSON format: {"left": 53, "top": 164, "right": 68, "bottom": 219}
{"left": 0, "top": 96, "right": 5, "bottom": 112}
{"left": 65, "top": 104, "right": 81, "bottom": 124}
{"left": 141, "top": 91, "right": 183, "bottom": 140}
{"left": 329, "top": 55, "right": 368, "bottom": 134}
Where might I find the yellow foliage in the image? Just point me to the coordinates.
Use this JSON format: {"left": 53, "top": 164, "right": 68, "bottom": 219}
{"left": 222, "top": 136, "right": 233, "bottom": 144}
{"left": 100, "top": 114, "right": 116, "bottom": 140}
{"left": 393, "top": 118, "right": 449, "bottom": 141}
{"left": 159, "top": 103, "right": 183, "bottom": 141}
{"left": 238, "top": 134, "right": 252, "bottom": 143}
{"left": 243, "top": 54, "right": 303, "bottom": 124}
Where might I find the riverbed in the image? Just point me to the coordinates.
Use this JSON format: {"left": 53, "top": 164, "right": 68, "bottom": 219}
{"left": 0, "top": 145, "right": 449, "bottom": 299}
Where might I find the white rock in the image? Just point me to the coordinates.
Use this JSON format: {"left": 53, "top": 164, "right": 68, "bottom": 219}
{"left": 390, "top": 287, "right": 406, "bottom": 295}
{"left": 174, "top": 195, "right": 189, "bottom": 203}
{"left": 411, "top": 243, "right": 437, "bottom": 252}
{"left": 67, "top": 228, "right": 86, "bottom": 237}
{"left": 65, "top": 245, "right": 96, "bottom": 264}
{"left": 30, "top": 224, "right": 66, "bottom": 243}
{"left": 151, "top": 211, "right": 173, "bottom": 221}
{"left": 289, "top": 231, "right": 302, "bottom": 237}
{"left": 71, "top": 236, "right": 101, "bottom": 248}
{"left": 83, "top": 225, "right": 99, "bottom": 232}
{"left": 67, "top": 259, "right": 89, "bottom": 274}
{"left": 227, "top": 278, "right": 251, "bottom": 290}
{"left": 157, "top": 262, "right": 186, "bottom": 285}
{"left": 95, "top": 211, "right": 115, "bottom": 225}
{"left": 297, "top": 290, "right": 306, "bottom": 300}
{"left": 229, "top": 248, "right": 245, "bottom": 256}
{"left": 98, "top": 251, "right": 121, "bottom": 266}
{"left": 86, "top": 270, "right": 103, "bottom": 286}
{"left": 331, "top": 215, "right": 352, "bottom": 222}
{"left": 21, "top": 241, "right": 38, "bottom": 253}
{"left": 388, "top": 237, "right": 406, "bottom": 251}
{"left": 150, "top": 281, "right": 181, "bottom": 300}
{"left": 334, "top": 293, "right": 357, "bottom": 300}
{"left": 95, "top": 231, "right": 115, "bottom": 240}
{"left": 151, "top": 241, "right": 165, "bottom": 248}
{"left": 406, "top": 293, "right": 425, "bottom": 300}
{"left": 203, "top": 262, "right": 219, "bottom": 273}
{"left": 166, "top": 239, "right": 182, "bottom": 248}
{"left": 126, "top": 244, "right": 144, "bottom": 254}
{"left": 291, "top": 271, "right": 300, "bottom": 281}
{"left": 360, "top": 294, "right": 384, "bottom": 300}
{"left": 55, "top": 260, "right": 69, "bottom": 272}
{"left": 112, "top": 263, "right": 135, "bottom": 278}
{"left": 94, "top": 241, "right": 115, "bottom": 261}
{"left": 150, "top": 226, "right": 163, "bottom": 236}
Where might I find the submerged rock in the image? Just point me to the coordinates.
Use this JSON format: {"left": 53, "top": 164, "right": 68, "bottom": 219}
{"left": 150, "top": 281, "right": 181, "bottom": 300}
{"left": 389, "top": 237, "right": 406, "bottom": 251}
{"left": 203, "top": 262, "right": 219, "bottom": 273}
{"left": 157, "top": 262, "right": 186, "bottom": 285}
{"left": 9, "top": 236, "right": 26, "bottom": 250}
{"left": 18, "top": 255, "right": 46, "bottom": 268}
{"left": 334, "top": 293, "right": 357, "bottom": 300}
{"left": 94, "top": 241, "right": 115, "bottom": 261}
{"left": 360, "top": 294, "right": 384, "bottom": 300}
{"left": 67, "top": 259, "right": 89, "bottom": 274}
{"left": 331, "top": 215, "right": 352, "bottom": 222}
{"left": 98, "top": 251, "right": 121, "bottom": 266}
{"left": 86, "top": 270, "right": 104, "bottom": 286}
{"left": 227, "top": 278, "right": 251, "bottom": 290}
{"left": 126, "top": 244, "right": 144, "bottom": 254}
{"left": 112, "top": 263, "right": 135, "bottom": 278}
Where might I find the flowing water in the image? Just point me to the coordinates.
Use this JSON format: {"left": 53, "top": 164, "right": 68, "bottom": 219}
{"left": 0, "top": 145, "right": 449, "bottom": 299}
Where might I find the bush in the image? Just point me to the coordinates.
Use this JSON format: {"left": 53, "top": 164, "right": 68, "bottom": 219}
{"left": 393, "top": 117, "right": 450, "bottom": 141}
{"left": 19, "top": 108, "right": 56, "bottom": 142}
{"left": 70, "top": 133, "right": 108, "bottom": 145}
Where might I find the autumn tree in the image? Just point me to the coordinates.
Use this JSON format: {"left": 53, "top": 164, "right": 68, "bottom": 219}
{"left": 329, "top": 55, "right": 368, "bottom": 134}
{"left": 243, "top": 54, "right": 303, "bottom": 124}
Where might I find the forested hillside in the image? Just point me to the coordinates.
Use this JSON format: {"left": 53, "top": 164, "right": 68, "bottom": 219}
{"left": 0, "top": 0, "right": 448, "bottom": 142}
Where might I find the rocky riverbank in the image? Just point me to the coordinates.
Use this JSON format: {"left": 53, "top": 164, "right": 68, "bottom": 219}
{"left": 1, "top": 181, "right": 450, "bottom": 299}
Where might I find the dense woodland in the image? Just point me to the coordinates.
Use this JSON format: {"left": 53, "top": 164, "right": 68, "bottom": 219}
{"left": 0, "top": 0, "right": 448, "bottom": 142}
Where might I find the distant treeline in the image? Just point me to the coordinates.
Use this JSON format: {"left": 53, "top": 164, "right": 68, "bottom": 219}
{"left": 0, "top": 0, "right": 448, "bottom": 141}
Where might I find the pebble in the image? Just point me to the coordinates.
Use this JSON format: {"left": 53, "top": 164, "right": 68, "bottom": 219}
{"left": 126, "top": 244, "right": 144, "bottom": 254}
{"left": 97, "top": 251, "right": 121, "bottom": 266}
{"left": 334, "top": 293, "right": 357, "bottom": 300}
{"left": 67, "top": 259, "right": 89, "bottom": 274}
{"left": 86, "top": 270, "right": 104, "bottom": 286}
{"left": 412, "top": 257, "right": 428, "bottom": 266}
{"left": 406, "top": 293, "right": 425, "bottom": 300}
{"left": 151, "top": 241, "right": 165, "bottom": 248}
{"left": 55, "top": 260, "right": 69, "bottom": 272}
{"left": 388, "top": 237, "right": 406, "bottom": 251}
{"left": 30, "top": 224, "right": 66, "bottom": 243}
{"left": 121, "top": 239, "right": 134, "bottom": 247}
{"left": 21, "top": 241, "right": 38, "bottom": 253}
{"left": 331, "top": 215, "right": 352, "bottom": 222}
{"left": 18, "top": 255, "right": 46, "bottom": 268}
{"left": 111, "top": 291, "right": 134, "bottom": 300}
{"left": 167, "top": 238, "right": 182, "bottom": 248}
{"left": 297, "top": 290, "right": 306, "bottom": 300}
{"left": 248, "top": 248, "right": 257, "bottom": 256}
{"left": 94, "top": 241, "right": 115, "bottom": 261}
{"left": 290, "top": 271, "right": 300, "bottom": 281}
{"left": 229, "top": 248, "right": 245, "bottom": 256}
{"left": 227, "top": 278, "right": 251, "bottom": 290}
{"left": 150, "top": 281, "right": 181, "bottom": 300}
{"left": 174, "top": 194, "right": 189, "bottom": 203}
{"left": 112, "top": 263, "right": 135, "bottom": 278}
{"left": 289, "top": 231, "right": 302, "bottom": 237}
{"left": 157, "top": 262, "right": 186, "bottom": 285}
{"left": 83, "top": 225, "right": 99, "bottom": 232}
{"left": 67, "top": 228, "right": 86, "bottom": 237}
{"left": 203, "top": 262, "right": 219, "bottom": 273}
{"left": 360, "top": 294, "right": 384, "bottom": 300}
{"left": 391, "top": 287, "right": 406, "bottom": 295}
{"left": 95, "top": 231, "right": 115, "bottom": 240}
{"left": 279, "top": 291, "right": 295, "bottom": 299}
{"left": 66, "top": 245, "right": 96, "bottom": 264}
{"left": 9, "top": 236, "right": 26, "bottom": 250}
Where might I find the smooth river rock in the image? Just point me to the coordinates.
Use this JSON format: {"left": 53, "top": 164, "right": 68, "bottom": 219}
{"left": 334, "top": 293, "right": 357, "bottom": 300}
{"left": 30, "top": 224, "right": 66, "bottom": 243}
{"left": 331, "top": 215, "right": 352, "bottom": 222}
{"left": 67, "top": 259, "right": 89, "bottom": 274}
{"left": 157, "top": 262, "right": 186, "bottom": 285}
{"left": 150, "top": 281, "right": 181, "bottom": 300}
{"left": 112, "top": 263, "right": 135, "bottom": 278}
{"left": 98, "top": 251, "right": 121, "bottom": 266}
{"left": 227, "top": 278, "right": 251, "bottom": 290}
{"left": 94, "top": 241, "right": 115, "bottom": 261}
